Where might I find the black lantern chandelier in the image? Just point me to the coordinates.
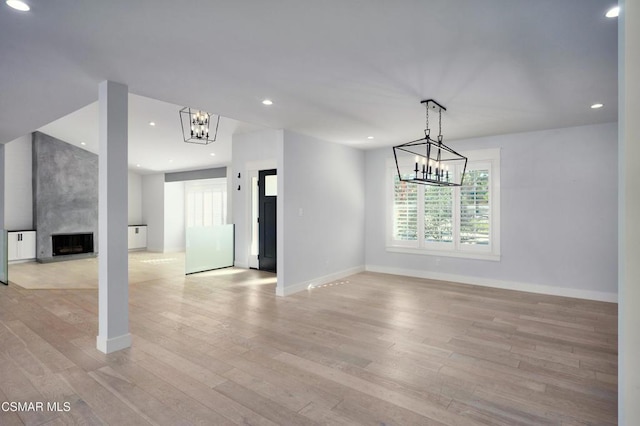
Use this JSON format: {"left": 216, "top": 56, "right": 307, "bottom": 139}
{"left": 393, "top": 100, "right": 467, "bottom": 186}
{"left": 179, "top": 107, "right": 221, "bottom": 145}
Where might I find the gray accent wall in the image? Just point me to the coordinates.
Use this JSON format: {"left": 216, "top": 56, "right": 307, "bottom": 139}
{"left": 32, "top": 132, "right": 98, "bottom": 259}
{"left": 165, "top": 167, "right": 226, "bottom": 182}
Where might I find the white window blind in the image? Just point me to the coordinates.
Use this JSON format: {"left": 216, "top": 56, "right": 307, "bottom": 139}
{"left": 393, "top": 175, "right": 418, "bottom": 241}
{"left": 424, "top": 185, "right": 453, "bottom": 243}
{"left": 186, "top": 179, "right": 227, "bottom": 228}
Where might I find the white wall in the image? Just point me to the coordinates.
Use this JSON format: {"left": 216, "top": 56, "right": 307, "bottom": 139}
{"left": 164, "top": 181, "right": 185, "bottom": 252}
{"left": 141, "top": 173, "right": 164, "bottom": 252}
{"left": 4, "top": 135, "right": 32, "bottom": 230}
{"left": 365, "top": 123, "right": 618, "bottom": 301}
{"left": 619, "top": 0, "right": 640, "bottom": 422}
{"left": 231, "top": 129, "right": 281, "bottom": 267}
{"left": 279, "top": 130, "right": 366, "bottom": 296}
{"left": 128, "top": 171, "right": 143, "bottom": 225}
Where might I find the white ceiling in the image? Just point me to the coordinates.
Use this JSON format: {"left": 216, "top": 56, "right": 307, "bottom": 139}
{"left": 0, "top": 0, "right": 617, "bottom": 167}
{"left": 37, "top": 94, "right": 265, "bottom": 174}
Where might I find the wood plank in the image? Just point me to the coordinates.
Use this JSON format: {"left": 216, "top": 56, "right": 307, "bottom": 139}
{"left": 274, "top": 351, "right": 484, "bottom": 426}
{"left": 123, "top": 353, "right": 279, "bottom": 426}
{"left": 59, "top": 366, "right": 153, "bottom": 425}
{"left": 0, "top": 352, "right": 59, "bottom": 425}
{"left": 0, "top": 386, "right": 26, "bottom": 426}
{"left": 214, "top": 380, "right": 318, "bottom": 426}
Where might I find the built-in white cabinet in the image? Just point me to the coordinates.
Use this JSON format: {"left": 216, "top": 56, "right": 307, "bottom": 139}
{"left": 128, "top": 225, "right": 147, "bottom": 250}
{"left": 8, "top": 231, "right": 36, "bottom": 261}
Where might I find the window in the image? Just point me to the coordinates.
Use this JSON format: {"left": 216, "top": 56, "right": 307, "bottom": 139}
{"left": 388, "top": 149, "right": 500, "bottom": 260}
{"left": 460, "top": 169, "right": 490, "bottom": 246}
{"left": 185, "top": 178, "right": 227, "bottom": 228}
{"left": 392, "top": 174, "right": 418, "bottom": 242}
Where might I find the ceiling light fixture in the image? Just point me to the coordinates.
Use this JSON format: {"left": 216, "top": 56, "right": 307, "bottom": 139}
{"left": 136, "top": 164, "right": 141, "bottom": 167}
{"left": 605, "top": 6, "right": 619, "bottom": 18}
{"left": 6, "top": 0, "right": 30, "bottom": 11}
{"left": 81, "top": 142, "right": 86, "bottom": 146}
{"left": 209, "top": 153, "right": 216, "bottom": 156}
{"left": 149, "top": 121, "right": 156, "bottom": 126}
{"left": 367, "top": 136, "right": 374, "bottom": 140}
{"left": 179, "top": 107, "right": 220, "bottom": 145}
{"left": 591, "top": 103, "right": 604, "bottom": 109}
{"left": 262, "top": 99, "right": 273, "bottom": 106}
{"left": 393, "top": 100, "right": 467, "bottom": 186}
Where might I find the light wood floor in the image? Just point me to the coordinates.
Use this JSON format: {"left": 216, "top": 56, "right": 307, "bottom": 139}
{"left": 0, "top": 261, "right": 617, "bottom": 425}
{"left": 8, "top": 252, "right": 187, "bottom": 289}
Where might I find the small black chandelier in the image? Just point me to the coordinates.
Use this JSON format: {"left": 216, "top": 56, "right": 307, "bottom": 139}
{"left": 179, "top": 107, "right": 221, "bottom": 145}
{"left": 393, "top": 100, "right": 467, "bottom": 186}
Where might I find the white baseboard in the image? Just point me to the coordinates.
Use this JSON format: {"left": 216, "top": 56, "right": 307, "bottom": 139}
{"left": 276, "top": 265, "right": 365, "bottom": 297}
{"left": 8, "top": 258, "right": 36, "bottom": 264}
{"left": 96, "top": 333, "right": 132, "bottom": 354}
{"left": 365, "top": 265, "right": 618, "bottom": 303}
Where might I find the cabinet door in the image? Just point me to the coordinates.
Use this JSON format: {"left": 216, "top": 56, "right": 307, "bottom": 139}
{"left": 7, "top": 233, "right": 19, "bottom": 261}
{"left": 136, "top": 226, "right": 147, "bottom": 249}
{"left": 20, "top": 231, "right": 36, "bottom": 259}
{"left": 127, "top": 227, "right": 136, "bottom": 249}
{"left": 128, "top": 226, "right": 147, "bottom": 250}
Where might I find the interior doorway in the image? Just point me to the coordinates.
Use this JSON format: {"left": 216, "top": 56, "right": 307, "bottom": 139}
{"left": 258, "top": 169, "right": 277, "bottom": 273}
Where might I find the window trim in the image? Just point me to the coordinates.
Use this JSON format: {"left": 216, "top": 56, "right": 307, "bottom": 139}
{"left": 386, "top": 148, "right": 501, "bottom": 261}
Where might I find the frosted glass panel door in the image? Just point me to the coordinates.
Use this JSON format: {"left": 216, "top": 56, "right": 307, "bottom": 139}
{"left": 0, "top": 230, "right": 7, "bottom": 285}
{"left": 184, "top": 178, "right": 233, "bottom": 274}
{"left": 185, "top": 225, "right": 234, "bottom": 274}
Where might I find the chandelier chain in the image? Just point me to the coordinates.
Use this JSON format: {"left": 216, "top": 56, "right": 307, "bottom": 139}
{"left": 425, "top": 102, "right": 429, "bottom": 134}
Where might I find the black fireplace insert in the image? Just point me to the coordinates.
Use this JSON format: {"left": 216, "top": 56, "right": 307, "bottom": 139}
{"left": 52, "top": 233, "right": 94, "bottom": 256}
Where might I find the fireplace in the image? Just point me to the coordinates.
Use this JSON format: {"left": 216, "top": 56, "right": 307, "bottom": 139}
{"left": 51, "top": 233, "right": 94, "bottom": 256}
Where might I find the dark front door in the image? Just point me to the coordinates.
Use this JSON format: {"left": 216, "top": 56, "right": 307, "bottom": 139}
{"left": 258, "top": 169, "right": 277, "bottom": 272}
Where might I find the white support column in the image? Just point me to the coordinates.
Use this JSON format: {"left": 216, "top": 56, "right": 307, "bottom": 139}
{"left": 619, "top": 0, "right": 640, "bottom": 423}
{"left": 0, "top": 144, "right": 4, "bottom": 284}
{"left": 0, "top": 144, "right": 5, "bottom": 228}
{"left": 97, "top": 81, "right": 131, "bottom": 354}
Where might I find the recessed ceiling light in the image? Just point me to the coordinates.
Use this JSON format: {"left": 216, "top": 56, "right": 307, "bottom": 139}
{"left": 262, "top": 99, "right": 273, "bottom": 106}
{"left": 6, "top": 0, "right": 30, "bottom": 11}
{"left": 367, "top": 136, "right": 374, "bottom": 140}
{"left": 169, "top": 159, "right": 173, "bottom": 163}
{"left": 149, "top": 121, "right": 156, "bottom": 126}
{"left": 81, "top": 142, "right": 86, "bottom": 146}
{"left": 591, "top": 103, "right": 604, "bottom": 109}
{"left": 210, "top": 153, "right": 216, "bottom": 156}
{"left": 605, "top": 6, "right": 619, "bottom": 18}
{"left": 136, "top": 164, "right": 141, "bottom": 167}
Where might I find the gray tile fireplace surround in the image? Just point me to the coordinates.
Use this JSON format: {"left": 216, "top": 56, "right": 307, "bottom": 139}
{"left": 32, "top": 132, "right": 98, "bottom": 262}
